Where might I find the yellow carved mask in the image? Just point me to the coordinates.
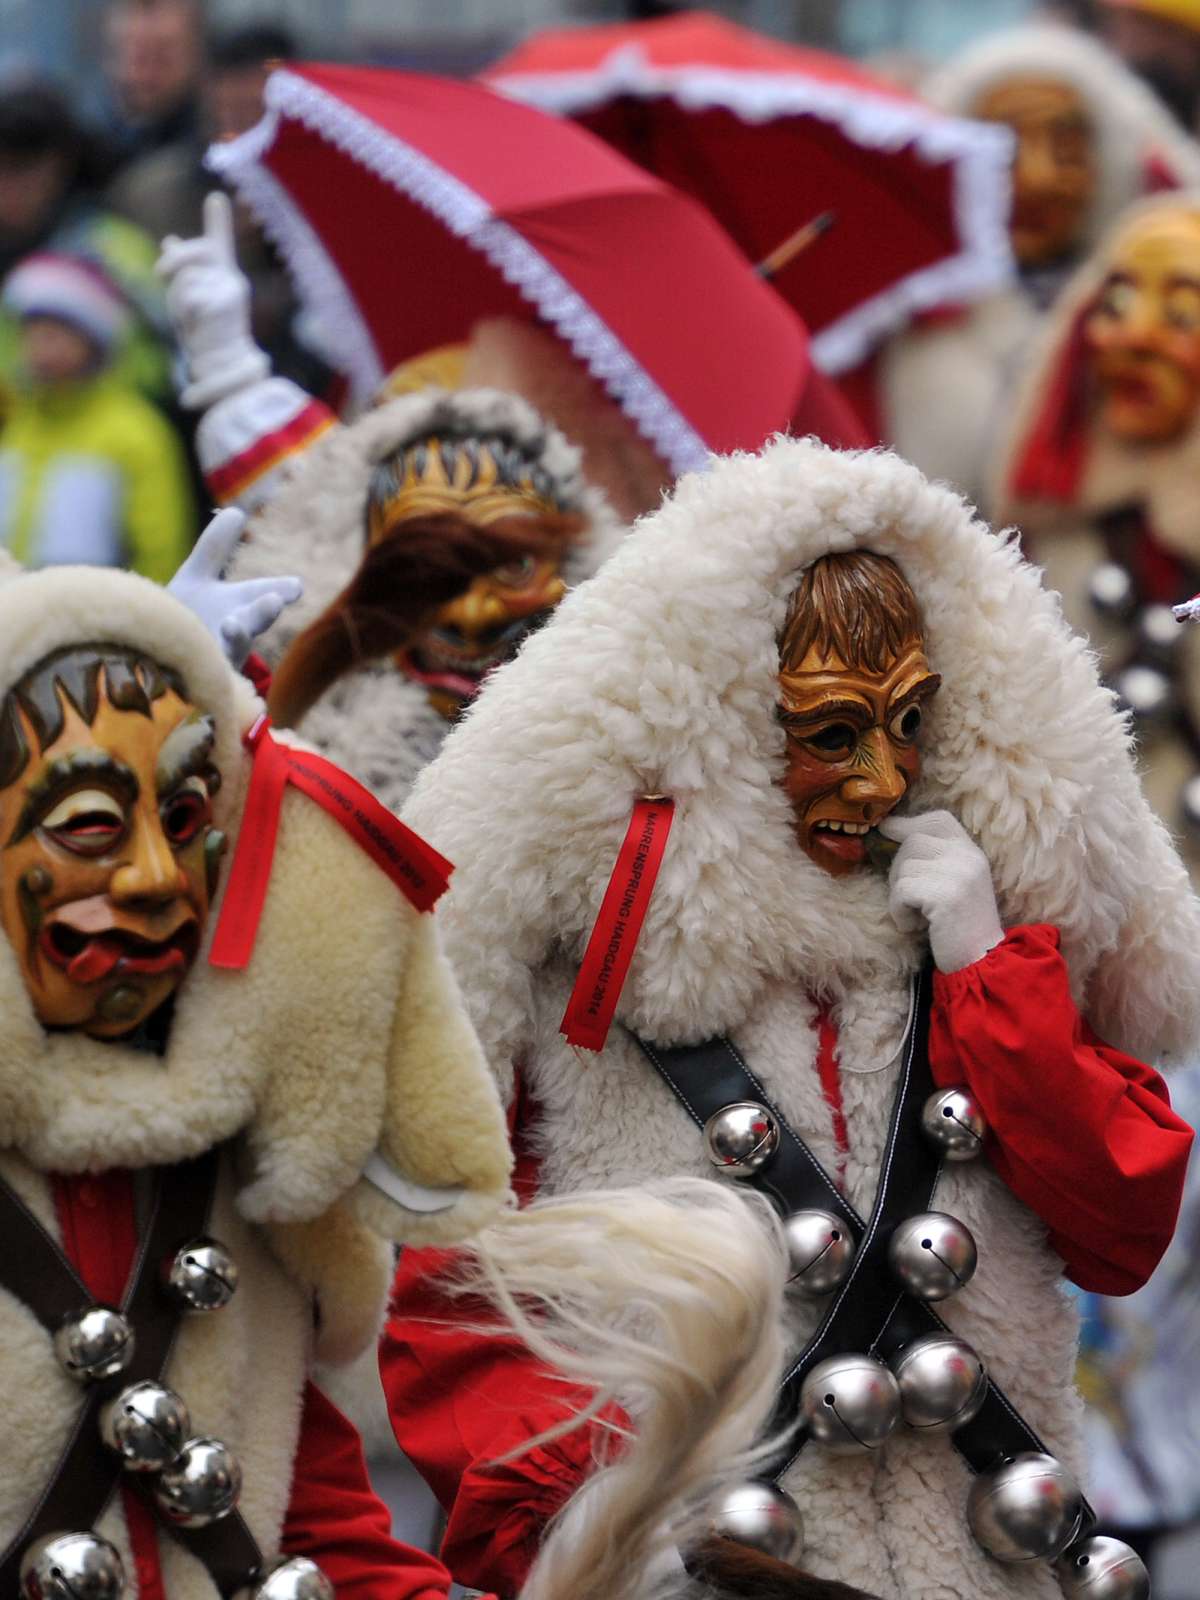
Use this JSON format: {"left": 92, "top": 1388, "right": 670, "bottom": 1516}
{"left": 0, "top": 648, "right": 223, "bottom": 1039}
{"left": 1084, "top": 209, "right": 1200, "bottom": 443}
{"left": 367, "top": 434, "right": 569, "bottom": 718}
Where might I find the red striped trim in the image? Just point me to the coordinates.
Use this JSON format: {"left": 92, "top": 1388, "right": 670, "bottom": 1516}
{"left": 206, "top": 399, "right": 335, "bottom": 505}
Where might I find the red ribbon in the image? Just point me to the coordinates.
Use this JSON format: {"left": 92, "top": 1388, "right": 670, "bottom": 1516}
{"left": 559, "top": 796, "right": 675, "bottom": 1054}
{"left": 209, "top": 716, "right": 453, "bottom": 971}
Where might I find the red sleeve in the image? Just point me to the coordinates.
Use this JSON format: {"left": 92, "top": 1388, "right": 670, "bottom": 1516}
{"left": 379, "top": 1078, "right": 627, "bottom": 1597}
{"left": 281, "top": 1381, "right": 473, "bottom": 1600}
{"left": 930, "top": 923, "right": 1195, "bottom": 1296}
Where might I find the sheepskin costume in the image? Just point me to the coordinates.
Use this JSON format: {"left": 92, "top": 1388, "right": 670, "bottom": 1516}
{"left": 402, "top": 438, "right": 1200, "bottom": 1600}
{"left": 878, "top": 24, "right": 1200, "bottom": 514}
{"left": 229, "top": 385, "right": 625, "bottom": 815}
{"left": 994, "top": 191, "right": 1200, "bottom": 879}
{"left": 0, "top": 563, "right": 512, "bottom": 1594}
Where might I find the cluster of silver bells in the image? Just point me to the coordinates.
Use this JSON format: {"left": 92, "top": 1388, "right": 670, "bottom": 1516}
{"left": 704, "top": 1085, "right": 986, "bottom": 1304}
{"left": 25, "top": 1237, "right": 327, "bottom": 1598}
{"left": 709, "top": 1477, "right": 1148, "bottom": 1597}
{"left": 18, "top": 1535, "right": 335, "bottom": 1600}
{"left": 704, "top": 1085, "right": 1148, "bottom": 1595}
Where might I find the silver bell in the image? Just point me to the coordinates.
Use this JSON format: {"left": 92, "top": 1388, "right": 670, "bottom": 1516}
{"left": 1087, "top": 562, "right": 1137, "bottom": 623}
{"left": 1137, "top": 602, "right": 1185, "bottom": 666}
{"left": 1114, "top": 663, "right": 1176, "bottom": 727}
{"left": 887, "top": 1212, "right": 977, "bottom": 1301}
{"left": 966, "top": 1452, "right": 1083, "bottom": 1562}
{"left": 19, "top": 1532, "right": 126, "bottom": 1600}
{"left": 783, "top": 1209, "right": 855, "bottom": 1297}
{"left": 53, "top": 1305, "right": 135, "bottom": 1383}
{"left": 99, "top": 1380, "right": 191, "bottom": 1472}
{"left": 161, "top": 1236, "right": 239, "bottom": 1312}
{"left": 709, "top": 1480, "right": 805, "bottom": 1563}
{"left": 703, "top": 1102, "right": 779, "bottom": 1178}
{"left": 1055, "top": 1536, "right": 1150, "bottom": 1600}
{"left": 799, "top": 1352, "right": 901, "bottom": 1456}
{"left": 892, "top": 1331, "right": 987, "bottom": 1435}
{"left": 920, "top": 1087, "right": 986, "bottom": 1161}
{"left": 1180, "top": 772, "right": 1200, "bottom": 836}
{"left": 248, "top": 1558, "right": 336, "bottom": 1600}
{"left": 153, "top": 1436, "right": 243, "bottom": 1528}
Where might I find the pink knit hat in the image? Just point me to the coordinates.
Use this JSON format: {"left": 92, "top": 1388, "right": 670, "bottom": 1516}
{"left": 2, "top": 253, "right": 130, "bottom": 352}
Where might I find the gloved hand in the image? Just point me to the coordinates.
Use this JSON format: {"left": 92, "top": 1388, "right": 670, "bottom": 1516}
{"left": 879, "top": 810, "right": 1004, "bottom": 974}
{"left": 158, "top": 190, "right": 270, "bottom": 410}
{"left": 167, "top": 506, "right": 302, "bottom": 668}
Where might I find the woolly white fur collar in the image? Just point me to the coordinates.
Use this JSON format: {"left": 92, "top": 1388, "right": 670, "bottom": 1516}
{"left": 405, "top": 438, "right": 1200, "bottom": 1067}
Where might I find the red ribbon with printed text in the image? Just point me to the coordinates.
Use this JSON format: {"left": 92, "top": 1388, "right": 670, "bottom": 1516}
{"left": 559, "top": 796, "right": 675, "bottom": 1054}
{"left": 209, "top": 716, "right": 453, "bottom": 971}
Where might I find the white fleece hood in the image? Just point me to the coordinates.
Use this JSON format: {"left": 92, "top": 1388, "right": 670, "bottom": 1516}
{"left": 405, "top": 437, "right": 1200, "bottom": 1068}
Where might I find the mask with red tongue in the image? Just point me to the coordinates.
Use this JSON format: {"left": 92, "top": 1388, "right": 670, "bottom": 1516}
{"left": 776, "top": 552, "right": 941, "bottom": 878}
{"left": 0, "top": 645, "right": 223, "bottom": 1039}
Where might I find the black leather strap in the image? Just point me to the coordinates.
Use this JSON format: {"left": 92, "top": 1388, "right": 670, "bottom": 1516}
{"left": 0, "top": 1150, "right": 265, "bottom": 1596}
{"left": 633, "top": 977, "right": 1094, "bottom": 1527}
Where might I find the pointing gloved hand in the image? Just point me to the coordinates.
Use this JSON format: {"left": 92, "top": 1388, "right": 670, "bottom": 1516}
{"left": 158, "top": 190, "right": 270, "bottom": 410}
{"left": 166, "top": 506, "right": 302, "bottom": 667}
{"left": 879, "top": 810, "right": 1004, "bottom": 974}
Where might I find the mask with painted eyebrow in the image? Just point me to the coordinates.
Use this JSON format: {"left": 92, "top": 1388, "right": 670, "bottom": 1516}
{"left": 0, "top": 658, "right": 224, "bottom": 1040}
{"left": 777, "top": 643, "right": 939, "bottom": 878}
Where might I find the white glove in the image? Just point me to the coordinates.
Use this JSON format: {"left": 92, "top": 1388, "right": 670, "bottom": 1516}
{"left": 1173, "top": 594, "right": 1200, "bottom": 624}
{"left": 158, "top": 191, "right": 270, "bottom": 410}
{"left": 879, "top": 810, "right": 1004, "bottom": 974}
{"left": 167, "top": 506, "right": 302, "bottom": 668}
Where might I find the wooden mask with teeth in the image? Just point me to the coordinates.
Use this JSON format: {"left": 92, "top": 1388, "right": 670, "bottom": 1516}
{"left": 0, "top": 646, "right": 223, "bottom": 1038}
{"left": 776, "top": 552, "right": 941, "bottom": 878}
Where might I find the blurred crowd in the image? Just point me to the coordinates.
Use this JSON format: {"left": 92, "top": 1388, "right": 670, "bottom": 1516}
{"left": 0, "top": 0, "right": 336, "bottom": 579}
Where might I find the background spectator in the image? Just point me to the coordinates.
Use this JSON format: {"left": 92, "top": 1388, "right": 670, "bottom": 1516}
{"left": 0, "top": 251, "right": 194, "bottom": 579}
{"left": 0, "top": 79, "right": 173, "bottom": 403}
{"left": 101, "top": 0, "right": 206, "bottom": 170}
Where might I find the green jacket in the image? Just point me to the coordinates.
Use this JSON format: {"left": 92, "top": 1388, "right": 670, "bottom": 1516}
{"left": 0, "top": 377, "right": 194, "bottom": 583}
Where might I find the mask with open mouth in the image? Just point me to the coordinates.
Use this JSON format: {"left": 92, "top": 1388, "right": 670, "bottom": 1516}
{"left": 1084, "top": 208, "right": 1200, "bottom": 444}
{"left": 0, "top": 645, "right": 222, "bottom": 1039}
{"left": 777, "top": 552, "right": 940, "bottom": 878}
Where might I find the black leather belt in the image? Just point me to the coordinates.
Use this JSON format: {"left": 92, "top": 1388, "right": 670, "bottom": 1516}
{"left": 635, "top": 967, "right": 1094, "bottom": 1525}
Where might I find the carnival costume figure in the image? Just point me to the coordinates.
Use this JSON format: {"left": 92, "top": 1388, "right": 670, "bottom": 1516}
{"left": 876, "top": 23, "right": 1200, "bottom": 513}
{"left": 155, "top": 195, "right": 626, "bottom": 814}
{"left": 997, "top": 192, "right": 1200, "bottom": 878}
{"left": 384, "top": 438, "right": 1198, "bottom": 1600}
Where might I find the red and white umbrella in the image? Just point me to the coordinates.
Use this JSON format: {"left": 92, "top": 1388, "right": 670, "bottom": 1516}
{"left": 487, "top": 10, "right": 1015, "bottom": 373}
{"left": 209, "top": 63, "right": 863, "bottom": 478}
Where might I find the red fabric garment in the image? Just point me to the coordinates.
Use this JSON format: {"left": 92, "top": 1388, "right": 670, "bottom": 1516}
{"left": 814, "top": 1003, "right": 849, "bottom": 1179}
{"left": 930, "top": 923, "right": 1195, "bottom": 1296}
{"left": 380, "top": 1078, "right": 627, "bottom": 1597}
{"left": 51, "top": 1170, "right": 462, "bottom": 1599}
{"left": 281, "top": 1383, "right": 466, "bottom": 1600}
